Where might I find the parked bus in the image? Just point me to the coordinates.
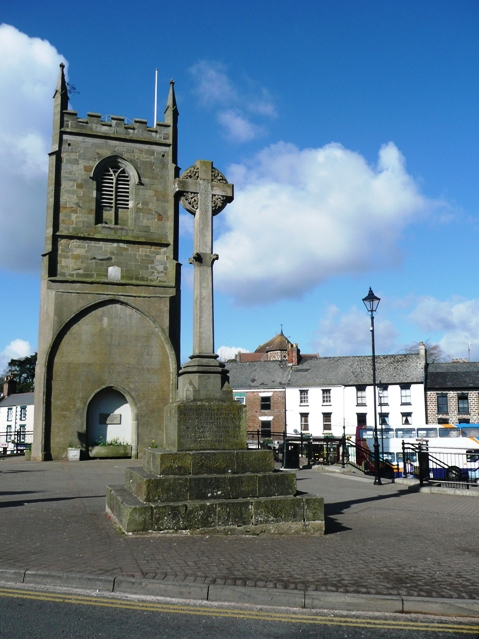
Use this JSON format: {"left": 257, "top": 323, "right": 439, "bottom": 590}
{"left": 355, "top": 424, "right": 479, "bottom": 481}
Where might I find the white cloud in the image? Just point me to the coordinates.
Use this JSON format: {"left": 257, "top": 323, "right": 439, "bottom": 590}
{"left": 189, "top": 60, "right": 276, "bottom": 142}
{"left": 0, "top": 339, "right": 33, "bottom": 373}
{"left": 313, "top": 305, "right": 398, "bottom": 356}
{"left": 217, "top": 345, "right": 249, "bottom": 362}
{"left": 217, "top": 110, "right": 264, "bottom": 143}
{"left": 214, "top": 141, "right": 439, "bottom": 304}
{"left": 189, "top": 60, "right": 238, "bottom": 106}
{"left": 0, "top": 24, "right": 66, "bottom": 272}
{"left": 247, "top": 88, "right": 277, "bottom": 118}
{"left": 409, "top": 296, "right": 479, "bottom": 360}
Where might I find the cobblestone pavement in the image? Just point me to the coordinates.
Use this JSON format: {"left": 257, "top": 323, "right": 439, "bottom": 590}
{"left": 1, "top": 457, "right": 478, "bottom": 600}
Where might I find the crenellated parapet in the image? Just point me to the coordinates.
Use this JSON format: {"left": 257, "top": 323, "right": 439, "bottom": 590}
{"left": 62, "top": 111, "right": 172, "bottom": 145}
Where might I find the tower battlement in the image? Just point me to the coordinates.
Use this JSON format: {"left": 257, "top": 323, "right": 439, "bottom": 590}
{"left": 62, "top": 110, "right": 172, "bottom": 144}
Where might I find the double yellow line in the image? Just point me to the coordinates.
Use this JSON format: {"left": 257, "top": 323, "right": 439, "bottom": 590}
{"left": 0, "top": 587, "right": 477, "bottom": 634}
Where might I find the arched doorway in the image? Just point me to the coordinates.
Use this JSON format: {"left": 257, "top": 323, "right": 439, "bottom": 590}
{"left": 87, "top": 388, "right": 132, "bottom": 448}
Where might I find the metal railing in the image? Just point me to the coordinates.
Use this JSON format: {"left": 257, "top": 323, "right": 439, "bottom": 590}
{"left": 246, "top": 429, "right": 345, "bottom": 466}
{"left": 0, "top": 430, "right": 33, "bottom": 455}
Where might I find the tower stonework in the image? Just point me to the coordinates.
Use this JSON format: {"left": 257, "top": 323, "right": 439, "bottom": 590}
{"left": 32, "top": 65, "right": 180, "bottom": 461}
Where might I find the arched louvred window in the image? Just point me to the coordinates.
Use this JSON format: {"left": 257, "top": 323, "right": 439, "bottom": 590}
{"left": 99, "top": 165, "right": 130, "bottom": 225}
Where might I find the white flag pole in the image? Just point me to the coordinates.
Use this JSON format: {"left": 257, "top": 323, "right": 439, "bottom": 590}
{"left": 153, "top": 68, "right": 158, "bottom": 126}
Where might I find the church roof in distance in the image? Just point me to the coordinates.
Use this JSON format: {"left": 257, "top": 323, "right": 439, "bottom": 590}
{"left": 255, "top": 331, "right": 292, "bottom": 353}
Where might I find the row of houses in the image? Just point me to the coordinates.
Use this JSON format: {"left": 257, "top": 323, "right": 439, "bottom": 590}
{"left": 1, "top": 331, "right": 479, "bottom": 453}
{"left": 228, "top": 332, "right": 479, "bottom": 441}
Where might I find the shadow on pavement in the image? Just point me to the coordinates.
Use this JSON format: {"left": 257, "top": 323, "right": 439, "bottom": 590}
{"left": 0, "top": 491, "right": 40, "bottom": 497}
{"left": 0, "top": 495, "right": 106, "bottom": 509}
{"left": 0, "top": 469, "right": 46, "bottom": 474}
{"left": 323, "top": 488, "right": 412, "bottom": 535}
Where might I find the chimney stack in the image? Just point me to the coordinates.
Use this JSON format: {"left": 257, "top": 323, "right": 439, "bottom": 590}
{"left": 3, "top": 376, "right": 17, "bottom": 398}
{"left": 288, "top": 343, "right": 300, "bottom": 366}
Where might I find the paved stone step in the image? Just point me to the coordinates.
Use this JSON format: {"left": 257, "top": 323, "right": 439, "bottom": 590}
{"left": 106, "top": 485, "right": 324, "bottom": 534}
{"left": 125, "top": 466, "right": 297, "bottom": 502}
{"left": 143, "top": 448, "right": 274, "bottom": 476}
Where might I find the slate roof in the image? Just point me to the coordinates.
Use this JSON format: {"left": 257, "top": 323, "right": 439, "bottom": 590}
{"left": 228, "top": 361, "right": 290, "bottom": 389}
{"left": 427, "top": 362, "right": 479, "bottom": 390}
{"left": 0, "top": 392, "right": 34, "bottom": 407}
{"left": 228, "top": 353, "right": 425, "bottom": 390}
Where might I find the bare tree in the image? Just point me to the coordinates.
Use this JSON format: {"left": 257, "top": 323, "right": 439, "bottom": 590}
{"left": 400, "top": 340, "right": 450, "bottom": 363}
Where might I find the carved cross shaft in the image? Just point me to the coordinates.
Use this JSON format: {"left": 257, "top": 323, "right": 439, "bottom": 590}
{"left": 175, "top": 160, "right": 234, "bottom": 356}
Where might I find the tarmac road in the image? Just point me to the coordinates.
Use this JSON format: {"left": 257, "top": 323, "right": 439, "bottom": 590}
{"left": 0, "top": 585, "right": 478, "bottom": 639}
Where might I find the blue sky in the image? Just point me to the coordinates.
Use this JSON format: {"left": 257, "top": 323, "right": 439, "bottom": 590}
{"left": 1, "top": 0, "right": 479, "bottom": 369}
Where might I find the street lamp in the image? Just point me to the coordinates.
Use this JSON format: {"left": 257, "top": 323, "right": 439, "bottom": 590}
{"left": 362, "top": 287, "right": 382, "bottom": 486}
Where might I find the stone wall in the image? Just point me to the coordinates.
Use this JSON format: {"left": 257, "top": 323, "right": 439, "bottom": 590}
{"left": 426, "top": 390, "right": 479, "bottom": 423}
{"left": 57, "top": 238, "right": 169, "bottom": 283}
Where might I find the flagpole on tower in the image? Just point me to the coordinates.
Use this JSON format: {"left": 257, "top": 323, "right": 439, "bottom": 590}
{"left": 153, "top": 68, "right": 158, "bottom": 126}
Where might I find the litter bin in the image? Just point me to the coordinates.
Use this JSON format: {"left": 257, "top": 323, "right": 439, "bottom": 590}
{"left": 282, "top": 441, "right": 300, "bottom": 469}
{"left": 418, "top": 449, "right": 430, "bottom": 483}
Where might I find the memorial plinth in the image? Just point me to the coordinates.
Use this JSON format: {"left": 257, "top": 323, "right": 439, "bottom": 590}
{"left": 106, "top": 160, "right": 324, "bottom": 535}
{"left": 107, "top": 448, "right": 324, "bottom": 534}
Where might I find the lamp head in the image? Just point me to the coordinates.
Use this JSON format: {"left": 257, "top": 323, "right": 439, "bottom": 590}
{"left": 362, "top": 287, "right": 381, "bottom": 314}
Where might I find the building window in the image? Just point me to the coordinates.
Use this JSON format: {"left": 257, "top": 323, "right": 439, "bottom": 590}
{"left": 458, "top": 394, "right": 469, "bottom": 414}
{"left": 458, "top": 393, "right": 469, "bottom": 414}
{"left": 6, "top": 407, "right": 12, "bottom": 421}
{"left": 356, "top": 387, "right": 366, "bottom": 405}
{"left": 300, "top": 413, "right": 309, "bottom": 432}
{"left": 437, "top": 394, "right": 448, "bottom": 414}
{"left": 100, "top": 165, "right": 130, "bottom": 225}
{"left": 260, "top": 420, "right": 272, "bottom": 437}
{"left": 5, "top": 425, "right": 12, "bottom": 442}
{"left": 299, "top": 390, "right": 308, "bottom": 405}
{"left": 93, "top": 154, "right": 136, "bottom": 227}
{"left": 356, "top": 413, "right": 367, "bottom": 427}
{"left": 401, "top": 413, "right": 412, "bottom": 425}
{"left": 260, "top": 396, "right": 271, "bottom": 410}
{"left": 322, "top": 389, "right": 331, "bottom": 405}
{"left": 322, "top": 413, "right": 332, "bottom": 432}
{"left": 378, "top": 385, "right": 388, "bottom": 405}
{"left": 379, "top": 413, "right": 389, "bottom": 426}
{"left": 234, "top": 395, "right": 245, "bottom": 404}
{"left": 400, "top": 385, "right": 411, "bottom": 404}
{"left": 19, "top": 406, "right": 27, "bottom": 421}
{"left": 438, "top": 418, "right": 449, "bottom": 424}
{"left": 18, "top": 425, "right": 26, "bottom": 443}
{"left": 458, "top": 418, "right": 470, "bottom": 424}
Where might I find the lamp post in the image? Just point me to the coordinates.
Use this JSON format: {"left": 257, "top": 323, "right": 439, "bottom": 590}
{"left": 362, "top": 287, "right": 382, "bottom": 486}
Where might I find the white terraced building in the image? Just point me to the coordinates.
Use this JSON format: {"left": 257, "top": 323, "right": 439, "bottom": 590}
{"left": 228, "top": 342, "right": 427, "bottom": 439}
{"left": 0, "top": 392, "right": 34, "bottom": 453}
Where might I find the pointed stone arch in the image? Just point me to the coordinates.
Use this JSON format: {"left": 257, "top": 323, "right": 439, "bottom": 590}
{"left": 41, "top": 298, "right": 177, "bottom": 460}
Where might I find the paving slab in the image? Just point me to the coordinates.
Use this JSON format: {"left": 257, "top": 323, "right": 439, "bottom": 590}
{"left": 0, "top": 458, "right": 478, "bottom": 615}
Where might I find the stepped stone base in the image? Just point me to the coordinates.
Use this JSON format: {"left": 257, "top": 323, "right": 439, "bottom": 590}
{"left": 106, "top": 448, "right": 325, "bottom": 535}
